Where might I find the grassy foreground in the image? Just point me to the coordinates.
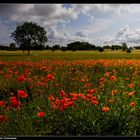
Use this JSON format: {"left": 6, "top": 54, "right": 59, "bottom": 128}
{"left": 0, "top": 50, "right": 140, "bottom": 136}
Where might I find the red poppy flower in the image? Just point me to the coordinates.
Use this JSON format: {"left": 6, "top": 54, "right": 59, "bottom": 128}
{"left": 18, "top": 75, "right": 26, "bottom": 82}
{"left": 130, "top": 102, "right": 136, "bottom": 107}
{"left": 0, "top": 100, "right": 6, "bottom": 107}
{"left": 0, "top": 115, "right": 8, "bottom": 123}
{"left": 87, "top": 89, "right": 96, "bottom": 94}
{"left": 100, "top": 78, "right": 106, "bottom": 83}
{"left": 11, "top": 100, "right": 21, "bottom": 108}
{"left": 104, "top": 72, "right": 110, "bottom": 77}
{"left": 72, "top": 97, "right": 78, "bottom": 101}
{"left": 37, "top": 112, "right": 46, "bottom": 117}
{"left": 128, "top": 91, "right": 135, "bottom": 96}
{"left": 48, "top": 94, "right": 55, "bottom": 101}
{"left": 91, "top": 100, "right": 99, "bottom": 105}
{"left": 9, "top": 96, "right": 21, "bottom": 107}
{"left": 17, "top": 90, "right": 28, "bottom": 98}
{"left": 55, "top": 98, "right": 60, "bottom": 105}
{"left": 91, "top": 96, "right": 97, "bottom": 100}
{"left": 9, "top": 96, "right": 17, "bottom": 102}
{"left": 60, "top": 99, "right": 65, "bottom": 104}
{"left": 60, "top": 90, "right": 66, "bottom": 98}
{"left": 24, "top": 69, "right": 29, "bottom": 76}
{"left": 60, "top": 105, "right": 66, "bottom": 111}
{"left": 68, "top": 101, "right": 74, "bottom": 106}
{"left": 111, "top": 90, "right": 118, "bottom": 96}
{"left": 51, "top": 102, "right": 59, "bottom": 110}
{"left": 102, "top": 107, "right": 110, "bottom": 112}
{"left": 47, "top": 74, "right": 54, "bottom": 81}
{"left": 109, "top": 99, "right": 114, "bottom": 103}
{"left": 81, "top": 79, "right": 85, "bottom": 83}
{"left": 87, "top": 93, "right": 93, "bottom": 98}
{"left": 129, "top": 83, "right": 134, "bottom": 88}
{"left": 110, "top": 76, "right": 117, "bottom": 81}
{"left": 60, "top": 103, "right": 69, "bottom": 110}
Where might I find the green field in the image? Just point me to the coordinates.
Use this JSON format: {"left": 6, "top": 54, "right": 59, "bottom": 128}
{"left": 1, "top": 49, "right": 140, "bottom": 135}
{"left": 0, "top": 49, "right": 140, "bottom": 61}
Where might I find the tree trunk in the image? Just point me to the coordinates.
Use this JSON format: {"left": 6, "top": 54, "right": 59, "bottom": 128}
{"left": 28, "top": 40, "right": 31, "bottom": 56}
{"left": 28, "top": 49, "right": 30, "bottom": 55}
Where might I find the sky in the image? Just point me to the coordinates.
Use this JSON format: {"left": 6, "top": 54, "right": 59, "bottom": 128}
{"left": 1, "top": 4, "right": 140, "bottom": 47}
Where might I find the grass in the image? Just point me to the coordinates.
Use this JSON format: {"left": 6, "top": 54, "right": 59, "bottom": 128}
{"left": 1, "top": 49, "right": 140, "bottom": 136}
{"left": 0, "top": 49, "right": 140, "bottom": 61}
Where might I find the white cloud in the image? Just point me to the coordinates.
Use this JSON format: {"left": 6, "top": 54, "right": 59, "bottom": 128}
{"left": 125, "top": 31, "right": 140, "bottom": 44}
{"left": 88, "top": 16, "right": 96, "bottom": 23}
{"left": 96, "top": 36, "right": 115, "bottom": 46}
{"left": 71, "top": 4, "right": 128, "bottom": 17}
{"left": 84, "top": 18, "right": 112, "bottom": 35}
{"left": 1, "top": 4, "right": 140, "bottom": 46}
{"left": 2, "top": 4, "right": 133, "bottom": 27}
{"left": 0, "top": 4, "right": 84, "bottom": 46}
{"left": 97, "top": 25, "right": 140, "bottom": 46}
{"left": 75, "top": 30, "right": 88, "bottom": 37}
{"left": 47, "top": 28, "right": 90, "bottom": 46}
{"left": 116, "top": 25, "right": 129, "bottom": 38}
{"left": 0, "top": 4, "right": 80, "bottom": 27}
{"left": 0, "top": 21, "right": 12, "bottom": 45}
{"left": 71, "top": 4, "right": 140, "bottom": 18}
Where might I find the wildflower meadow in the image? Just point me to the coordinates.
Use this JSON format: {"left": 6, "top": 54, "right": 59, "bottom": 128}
{"left": 1, "top": 50, "right": 140, "bottom": 136}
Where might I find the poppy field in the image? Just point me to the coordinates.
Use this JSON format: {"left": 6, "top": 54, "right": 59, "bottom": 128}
{"left": 1, "top": 51, "right": 140, "bottom": 136}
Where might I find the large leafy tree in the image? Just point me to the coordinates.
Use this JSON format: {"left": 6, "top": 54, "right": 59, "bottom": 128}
{"left": 11, "top": 22, "right": 47, "bottom": 55}
{"left": 67, "top": 41, "right": 96, "bottom": 51}
{"left": 122, "top": 42, "right": 128, "bottom": 51}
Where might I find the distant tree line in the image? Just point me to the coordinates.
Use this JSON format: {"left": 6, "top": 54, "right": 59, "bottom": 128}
{"left": 133, "top": 46, "right": 140, "bottom": 49}
{"left": 0, "top": 41, "right": 135, "bottom": 53}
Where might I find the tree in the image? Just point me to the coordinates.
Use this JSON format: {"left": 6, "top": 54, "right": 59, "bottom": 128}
{"left": 67, "top": 42, "right": 78, "bottom": 51}
{"left": 122, "top": 42, "right": 128, "bottom": 51}
{"left": 45, "top": 45, "right": 50, "bottom": 50}
{"left": 51, "top": 47, "right": 55, "bottom": 51}
{"left": 67, "top": 41, "right": 96, "bottom": 51}
{"left": 126, "top": 49, "right": 132, "bottom": 53}
{"left": 52, "top": 44, "right": 60, "bottom": 50}
{"left": 61, "top": 46, "right": 67, "bottom": 51}
{"left": 0, "top": 45, "right": 8, "bottom": 50}
{"left": 31, "top": 43, "right": 45, "bottom": 50}
{"left": 98, "top": 47, "right": 104, "bottom": 52}
{"left": 103, "top": 45, "right": 111, "bottom": 50}
{"left": 9, "top": 43, "right": 16, "bottom": 51}
{"left": 11, "top": 21, "right": 47, "bottom": 55}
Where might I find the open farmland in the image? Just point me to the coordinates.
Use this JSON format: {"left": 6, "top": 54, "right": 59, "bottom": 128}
{"left": 0, "top": 50, "right": 140, "bottom": 135}
{"left": 1, "top": 49, "right": 140, "bottom": 61}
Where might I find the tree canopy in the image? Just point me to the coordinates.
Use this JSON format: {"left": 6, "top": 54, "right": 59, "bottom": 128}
{"left": 67, "top": 41, "right": 96, "bottom": 51}
{"left": 11, "top": 21, "right": 47, "bottom": 55}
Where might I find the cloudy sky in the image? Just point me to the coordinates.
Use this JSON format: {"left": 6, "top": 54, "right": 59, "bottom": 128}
{"left": 1, "top": 4, "right": 140, "bottom": 47}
